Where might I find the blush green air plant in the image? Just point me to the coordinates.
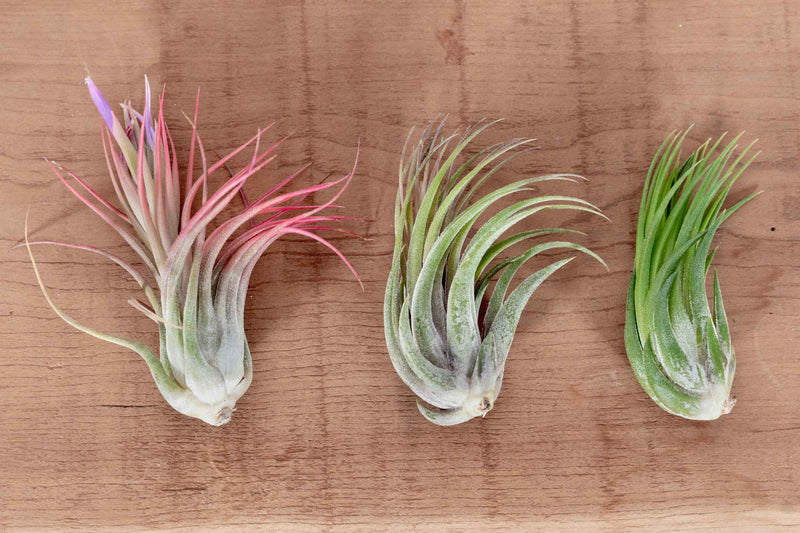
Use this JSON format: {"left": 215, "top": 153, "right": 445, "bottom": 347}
{"left": 384, "top": 120, "right": 606, "bottom": 426}
{"left": 24, "top": 77, "right": 359, "bottom": 426}
{"left": 625, "top": 130, "right": 759, "bottom": 420}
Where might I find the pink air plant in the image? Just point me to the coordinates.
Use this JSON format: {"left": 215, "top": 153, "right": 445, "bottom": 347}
{"left": 24, "top": 77, "right": 360, "bottom": 425}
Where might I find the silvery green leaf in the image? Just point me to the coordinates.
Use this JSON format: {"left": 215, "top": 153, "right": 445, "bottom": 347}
{"left": 384, "top": 119, "right": 605, "bottom": 426}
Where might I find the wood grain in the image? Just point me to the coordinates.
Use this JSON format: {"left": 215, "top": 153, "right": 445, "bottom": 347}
{"left": 1, "top": 0, "right": 799, "bottom": 531}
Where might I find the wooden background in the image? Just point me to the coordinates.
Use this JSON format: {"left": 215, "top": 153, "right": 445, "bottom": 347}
{"left": 1, "top": 0, "right": 798, "bottom": 531}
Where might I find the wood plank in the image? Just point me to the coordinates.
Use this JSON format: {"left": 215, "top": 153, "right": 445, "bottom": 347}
{"left": 1, "top": 0, "right": 798, "bottom": 530}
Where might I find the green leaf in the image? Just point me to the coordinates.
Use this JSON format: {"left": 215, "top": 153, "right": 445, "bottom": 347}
{"left": 386, "top": 120, "right": 605, "bottom": 425}
{"left": 626, "top": 130, "right": 758, "bottom": 420}
{"left": 489, "top": 258, "right": 573, "bottom": 370}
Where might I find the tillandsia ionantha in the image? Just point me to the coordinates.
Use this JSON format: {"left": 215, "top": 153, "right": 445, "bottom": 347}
{"left": 625, "top": 129, "right": 759, "bottom": 420}
{"left": 24, "top": 77, "right": 359, "bottom": 425}
{"left": 384, "top": 120, "right": 607, "bottom": 426}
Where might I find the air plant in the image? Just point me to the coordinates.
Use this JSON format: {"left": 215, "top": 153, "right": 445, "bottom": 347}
{"left": 384, "top": 120, "right": 606, "bottom": 426}
{"left": 625, "top": 130, "right": 759, "bottom": 420}
{"left": 24, "top": 77, "right": 359, "bottom": 426}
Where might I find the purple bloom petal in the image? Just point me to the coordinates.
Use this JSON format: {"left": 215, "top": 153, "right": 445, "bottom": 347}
{"left": 85, "top": 77, "right": 114, "bottom": 131}
{"left": 143, "top": 75, "right": 156, "bottom": 149}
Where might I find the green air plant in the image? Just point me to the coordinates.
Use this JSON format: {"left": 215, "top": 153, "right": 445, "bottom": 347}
{"left": 384, "top": 120, "right": 606, "bottom": 426}
{"left": 625, "top": 130, "right": 759, "bottom": 420}
{"left": 24, "top": 77, "right": 359, "bottom": 425}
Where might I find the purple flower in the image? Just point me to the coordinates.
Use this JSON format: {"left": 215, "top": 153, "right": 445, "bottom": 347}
{"left": 84, "top": 77, "right": 114, "bottom": 131}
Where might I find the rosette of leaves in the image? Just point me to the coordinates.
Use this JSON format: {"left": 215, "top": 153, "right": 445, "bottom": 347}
{"left": 384, "top": 120, "right": 606, "bottom": 425}
{"left": 24, "top": 77, "right": 359, "bottom": 425}
{"left": 625, "top": 130, "right": 759, "bottom": 420}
